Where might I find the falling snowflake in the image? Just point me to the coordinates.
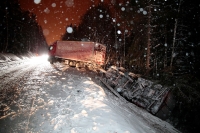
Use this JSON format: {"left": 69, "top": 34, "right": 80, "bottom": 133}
{"left": 34, "top": 0, "right": 41, "bottom": 4}
{"left": 99, "top": 14, "right": 103, "bottom": 18}
{"left": 65, "top": 0, "right": 74, "bottom": 7}
{"left": 121, "top": 7, "right": 125, "bottom": 11}
{"left": 67, "top": 27, "right": 73, "bottom": 33}
{"left": 52, "top": 3, "right": 56, "bottom": 7}
{"left": 117, "top": 30, "right": 121, "bottom": 34}
{"left": 130, "top": 21, "right": 134, "bottom": 24}
{"left": 44, "top": 20, "right": 47, "bottom": 24}
{"left": 143, "top": 11, "right": 147, "bottom": 15}
{"left": 65, "top": 18, "right": 69, "bottom": 21}
{"left": 44, "top": 8, "right": 50, "bottom": 14}
{"left": 111, "top": 0, "right": 116, "bottom": 5}
{"left": 43, "top": 29, "right": 49, "bottom": 36}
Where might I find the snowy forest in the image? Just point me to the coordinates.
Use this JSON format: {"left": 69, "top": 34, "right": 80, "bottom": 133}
{"left": 0, "top": 0, "right": 200, "bottom": 132}
{"left": 0, "top": 0, "right": 48, "bottom": 54}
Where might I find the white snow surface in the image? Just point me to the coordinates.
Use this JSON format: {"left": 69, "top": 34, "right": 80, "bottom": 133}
{"left": 0, "top": 53, "right": 180, "bottom": 133}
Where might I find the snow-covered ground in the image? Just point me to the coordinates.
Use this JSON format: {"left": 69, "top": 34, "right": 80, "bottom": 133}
{"left": 0, "top": 54, "right": 180, "bottom": 133}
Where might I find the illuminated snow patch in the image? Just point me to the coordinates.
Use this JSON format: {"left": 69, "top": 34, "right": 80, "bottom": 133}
{"left": 48, "top": 100, "right": 54, "bottom": 105}
{"left": 66, "top": 27, "right": 73, "bottom": 33}
{"left": 34, "top": 0, "right": 41, "bottom": 4}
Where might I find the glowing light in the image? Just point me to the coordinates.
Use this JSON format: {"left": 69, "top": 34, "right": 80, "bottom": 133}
{"left": 29, "top": 54, "right": 49, "bottom": 65}
{"left": 40, "top": 54, "right": 49, "bottom": 61}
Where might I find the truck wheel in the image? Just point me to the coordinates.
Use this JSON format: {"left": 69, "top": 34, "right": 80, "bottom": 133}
{"left": 48, "top": 56, "right": 54, "bottom": 64}
{"left": 69, "top": 61, "right": 73, "bottom": 66}
{"left": 76, "top": 63, "right": 80, "bottom": 68}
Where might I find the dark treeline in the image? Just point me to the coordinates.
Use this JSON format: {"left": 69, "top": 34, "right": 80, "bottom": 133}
{"left": 0, "top": 0, "right": 48, "bottom": 55}
{"left": 61, "top": 1, "right": 200, "bottom": 132}
{"left": 61, "top": 0, "right": 200, "bottom": 78}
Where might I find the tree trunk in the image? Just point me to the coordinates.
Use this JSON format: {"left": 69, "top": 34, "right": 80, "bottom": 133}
{"left": 146, "top": 5, "right": 151, "bottom": 70}
{"left": 170, "top": 0, "right": 182, "bottom": 70}
{"left": 5, "top": 9, "right": 9, "bottom": 53}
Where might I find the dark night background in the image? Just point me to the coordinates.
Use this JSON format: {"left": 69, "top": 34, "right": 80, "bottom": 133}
{"left": 0, "top": 0, "right": 200, "bottom": 132}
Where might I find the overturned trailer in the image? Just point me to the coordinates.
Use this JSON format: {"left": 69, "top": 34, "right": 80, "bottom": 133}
{"left": 99, "top": 66, "right": 170, "bottom": 114}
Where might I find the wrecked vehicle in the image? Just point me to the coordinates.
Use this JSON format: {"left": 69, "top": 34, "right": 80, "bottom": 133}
{"left": 99, "top": 66, "right": 170, "bottom": 114}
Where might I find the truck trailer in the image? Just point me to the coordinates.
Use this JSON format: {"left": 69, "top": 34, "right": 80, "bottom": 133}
{"left": 48, "top": 41, "right": 106, "bottom": 68}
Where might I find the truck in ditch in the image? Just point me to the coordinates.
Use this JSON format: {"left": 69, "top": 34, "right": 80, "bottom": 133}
{"left": 48, "top": 40, "right": 171, "bottom": 115}
{"left": 48, "top": 40, "right": 106, "bottom": 68}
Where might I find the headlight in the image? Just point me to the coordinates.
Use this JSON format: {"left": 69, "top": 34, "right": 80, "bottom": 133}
{"left": 49, "top": 46, "right": 53, "bottom": 50}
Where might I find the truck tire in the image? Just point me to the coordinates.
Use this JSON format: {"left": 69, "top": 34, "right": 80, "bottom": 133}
{"left": 76, "top": 63, "right": 80, "bottom": 68}
{"left": 48, "top": 56, "right": 54, "bottom": 64}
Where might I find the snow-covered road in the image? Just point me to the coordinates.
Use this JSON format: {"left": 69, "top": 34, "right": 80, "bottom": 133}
{"left": 0, "top": 54, "right": 180, "bottom": 133}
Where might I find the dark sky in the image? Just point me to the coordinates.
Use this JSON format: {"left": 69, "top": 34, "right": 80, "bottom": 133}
{"left": 19, "top": 0, "right": 118, "bottom": 45}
